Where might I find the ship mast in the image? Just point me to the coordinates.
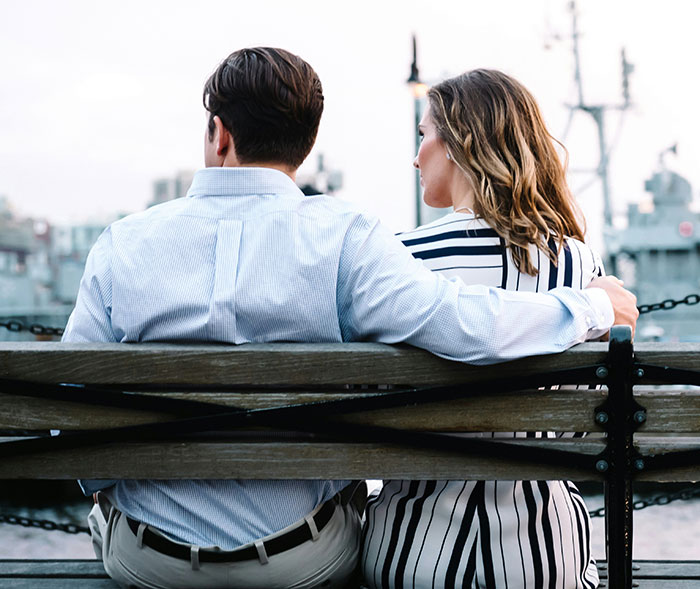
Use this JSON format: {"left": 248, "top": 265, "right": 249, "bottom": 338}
{"left": 566, "top": 0, "right": 633, "bottom": 272}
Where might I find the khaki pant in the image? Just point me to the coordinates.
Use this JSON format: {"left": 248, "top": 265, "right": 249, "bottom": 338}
{"left": 89, "top": 493, "right": 361, "bottom": 589}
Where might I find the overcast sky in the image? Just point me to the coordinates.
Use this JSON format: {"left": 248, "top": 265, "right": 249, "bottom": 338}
{"left": 1, "top": 0, "right": 698, "bottom": 252}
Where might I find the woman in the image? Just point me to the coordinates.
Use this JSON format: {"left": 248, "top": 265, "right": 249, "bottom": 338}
{"left": 361, "top": 69, "right": 602, "bottom": 589}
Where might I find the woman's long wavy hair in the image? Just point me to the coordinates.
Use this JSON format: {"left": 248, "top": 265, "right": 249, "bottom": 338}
{"left": 428, "top": 69, "right": 585, "bottom": 276}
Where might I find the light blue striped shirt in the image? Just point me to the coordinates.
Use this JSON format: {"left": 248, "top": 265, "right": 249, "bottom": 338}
{"left": 62, "top": 167, "right": 613, "bottom": 549}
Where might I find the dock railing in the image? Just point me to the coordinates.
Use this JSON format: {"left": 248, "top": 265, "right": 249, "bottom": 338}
{"left": 0, "top": 326, "right": 698, "bottom": 588}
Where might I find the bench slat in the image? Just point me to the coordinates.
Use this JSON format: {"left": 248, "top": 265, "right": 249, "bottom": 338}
{"left": 1, "top": 560, "right": 699, "bottom": 588}
{"left": 0, "top": 341, "right": 613, "bottom": 386}
{"left": 0, "top": 560, "right": 107, "bottom": 577}
{"left": 0, "top": 341, "right": 694, "bottom": 386}
{"left": 0, "top": 437, "right": 697, "bottom": 481}
{"left": 598, "top": 559, "right": 700, "bottom": 579}
{"left": 2, "top": 388, "right": 698, "bottom": 433}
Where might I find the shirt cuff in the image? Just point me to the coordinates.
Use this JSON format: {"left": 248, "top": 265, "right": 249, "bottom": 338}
{"left": 582, "top": 287, "right": 615, "bottom": 340}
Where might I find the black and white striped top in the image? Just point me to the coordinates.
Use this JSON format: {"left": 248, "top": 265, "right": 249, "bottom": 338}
{"left": 361, "top": 212, "right": 604, "bottom": 589}
{"left": 398, "top": 212, "right": 603, "bottom": 292}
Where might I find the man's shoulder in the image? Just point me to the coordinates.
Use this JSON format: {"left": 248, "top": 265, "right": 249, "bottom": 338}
{"left": 108, "top": 198, "right": 190, "bottom": 231}
{"left": 294, "top": 194, "right": 378, "bottom": 228}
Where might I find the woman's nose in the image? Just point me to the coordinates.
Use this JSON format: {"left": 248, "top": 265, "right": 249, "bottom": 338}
{"left": 413, "top": 156, "right": 419, "bottom": 169}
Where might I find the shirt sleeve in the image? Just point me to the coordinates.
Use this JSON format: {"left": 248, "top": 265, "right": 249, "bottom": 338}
{"left": 62, "top": 227, "right": 118, "bottom": 343}
{"left": 337, "top": 216, "right": 613, "bottom": 365}
{"left": 580, "top": 244, "right": 612, "bottom": 341}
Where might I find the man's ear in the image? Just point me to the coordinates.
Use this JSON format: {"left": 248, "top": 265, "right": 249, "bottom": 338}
{"left": 213, "top": 116, "right": 231, "bottom": 157}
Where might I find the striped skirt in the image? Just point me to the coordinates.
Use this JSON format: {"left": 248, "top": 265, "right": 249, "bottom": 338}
{"left": 361, "top": 479, "right": 599, "bottom": 589}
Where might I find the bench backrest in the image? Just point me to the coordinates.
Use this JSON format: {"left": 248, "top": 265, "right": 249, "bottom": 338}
{"left": 0, "top": 336, "right": 698, "bottom": 482}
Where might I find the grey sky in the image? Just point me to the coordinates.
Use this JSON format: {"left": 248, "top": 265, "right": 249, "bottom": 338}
{"left": 1, "top": 0, "right": 698, "bottom": 252}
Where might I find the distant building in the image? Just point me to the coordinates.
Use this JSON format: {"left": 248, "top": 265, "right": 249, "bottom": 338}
{"left": 51, "top": 224, "right": 107, "bottom": 304}
{"left": 149, "top": 171, "right": 195, "bottom": 207}
{"left": 0, "top": 196, "right": 36, "bottom": 312}
{"left": 616, "top": 168, "right": 700, "bottom": 341}
{"left": 296, "top": 154, "right": 343, "bottom": 196}
{"left": 0, "top": 195, "right": 113, "bottom": 340}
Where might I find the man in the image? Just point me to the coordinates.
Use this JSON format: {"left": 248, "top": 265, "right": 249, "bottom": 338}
{"left": 63, "top": 47, "right": 637, "bottom": 588}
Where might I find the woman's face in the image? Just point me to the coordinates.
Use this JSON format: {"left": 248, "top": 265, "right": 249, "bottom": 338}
{"left": 414, "top": 104, "right": 454, "bottom": 208}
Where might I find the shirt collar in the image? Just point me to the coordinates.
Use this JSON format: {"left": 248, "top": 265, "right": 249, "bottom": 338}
{"left": 187, "top": 167, "right": 304, "bottom": 198}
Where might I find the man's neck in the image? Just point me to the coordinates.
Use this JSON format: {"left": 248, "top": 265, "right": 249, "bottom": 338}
{"left": 219, "top": 161, "right": 297, "bottom": 182}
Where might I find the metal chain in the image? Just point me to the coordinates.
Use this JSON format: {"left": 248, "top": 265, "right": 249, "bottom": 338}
{"left": 637, "top": 293, "right": 700, "bottom": 315}
{"left": 0, "top": 320, "right": 64, "bottom": 337}
{"left": 588, "top": 484, "right": 700, "bottom": 518}
{"left": 0, "top": 512, "right": 89, "bottom": 534}
{"left": 1, "top": 293, "right": 697, "bottom": 338}
{"left": 0, "top": 293, "right": 697, "bottom": 338}
{"left": 3, "top": 483, "right": 699, "bottom": 528}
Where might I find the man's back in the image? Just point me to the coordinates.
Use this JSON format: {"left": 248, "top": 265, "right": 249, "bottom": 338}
{"left": 64, "top": 167, "right": 359, "bottom": 549}
{"left": 75, "top": 168, "right": 358, "bottom": 346}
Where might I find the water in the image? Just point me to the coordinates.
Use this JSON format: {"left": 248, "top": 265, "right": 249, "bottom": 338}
{"left": 0, "top": 485, "right": 698, "bottom": 560}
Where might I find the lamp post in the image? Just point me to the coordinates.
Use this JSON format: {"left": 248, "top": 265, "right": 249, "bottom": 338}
{"left": 407, "top": 34, "right": 428, "bottom": 227}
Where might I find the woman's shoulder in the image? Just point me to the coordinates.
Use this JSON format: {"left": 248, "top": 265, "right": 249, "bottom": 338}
{"left": 397, "top": 212, "right": 495, "bottom": 243}
{"left": 562, "top": 235, "right": 604, "bottom": 268}
{"left": 556, "top": 236, "right": 606, "bottom": 288}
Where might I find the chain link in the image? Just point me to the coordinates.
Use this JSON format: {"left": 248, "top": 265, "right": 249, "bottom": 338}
{"left": 2, "top": 483, "right": 699, "bottom": 529}
{"left": 588, "top": 484, "right": 700, "bottom": 518}
{"left": 0, "top": 513, "right": 89, "bottom": 534}
{"left": 637, "top": 293, "right": 700, "bottom": 315}
{"left": 0, "top": 320, "right": 64, "bottom": 336}
{"left": 0, "top": 292, "right": 697, "bottom": 338}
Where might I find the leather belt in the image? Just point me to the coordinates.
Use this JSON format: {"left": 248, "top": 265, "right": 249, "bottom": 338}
{"left": 125, "top": 496, "right": 337, "bottom": 563}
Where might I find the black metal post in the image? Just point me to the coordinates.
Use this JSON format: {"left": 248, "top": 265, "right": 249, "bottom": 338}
{"left": 595, "top": 326, "right": 644, "bottom": 588}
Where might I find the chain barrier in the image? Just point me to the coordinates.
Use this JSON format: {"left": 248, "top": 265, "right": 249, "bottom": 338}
{"left": 588, "top": 484, "right": 700, "bottom": 518}
{"left": 0, "top": 512, "right": 89, "bottom": 535}
{"left": 0, "top": 320, "right": 64, "bottom": 337}
{"left": 2, "top": 485, "right": 700, "bottom": 530}
{"left": 1, "top": 293, "right": 697, "bottom": 338}
{"left": 637, "top": 293, "right": 700, "bottom": 315}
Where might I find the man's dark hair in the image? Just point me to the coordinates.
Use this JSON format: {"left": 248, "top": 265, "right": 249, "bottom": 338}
{"left": 203, "top": 47, "right": 324, "bottom": 169}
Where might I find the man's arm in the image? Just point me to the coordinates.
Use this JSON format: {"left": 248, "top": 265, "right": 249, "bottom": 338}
{"left": 337, "top": 217, "right": 635, "bottom": 365}
{"left": 62, "top": 228, "right": 118, "bottom": 343}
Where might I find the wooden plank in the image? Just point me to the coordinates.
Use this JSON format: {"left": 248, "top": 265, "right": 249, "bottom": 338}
{"left": 0, "top": 341, "right": 613, "bottom": 386}
{"left": 634, "top": 343, "right": 700, "bottom": 377}
{"left": 0, "top": 389, "right": 609, "bottom": 432}
{"left": 0, "top": 438, "right": 606, "bottom": 480}
{"left": 0, "top": 341, "right": 694, "bottom": 387}
{"left": 2, "top": 560, "right": 700, "bottom": 588}
{"left": 0, "top": 560, "right": 116, "bottom": 588}
{"left": 0, "top": 437, "right": 696, "bottom": 481}
{"left": 620, "top": 578, "right": 698, "bottom": 589}
{"left": 0, "top": 581, "right": 118, "bottom": 588}
{"left": 636, "top": 388, "right": 700, "bottom": 432}
{"left": 2, "top": 386, "right": 698, "bottom": 434}
{"left": 0, "top": 560, "right": 107, "bottom": 577}
{"left": 597, "top": 559, "right": 700, "bottom": 579}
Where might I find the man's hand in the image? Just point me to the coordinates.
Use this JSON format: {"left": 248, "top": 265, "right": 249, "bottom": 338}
{"left": 587, "top": 276, "right": 639, "bottom": 338}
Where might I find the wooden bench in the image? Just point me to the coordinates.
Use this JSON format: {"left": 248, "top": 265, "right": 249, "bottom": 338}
{"left": 0, "top": 327, "right": 698, "bottom": 588}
